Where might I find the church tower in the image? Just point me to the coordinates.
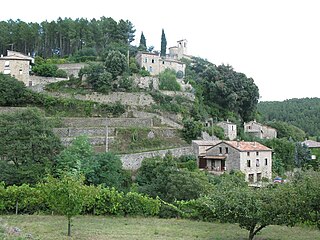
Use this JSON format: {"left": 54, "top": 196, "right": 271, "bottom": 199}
{"left": 177, "top": 39, "right": 187, "bottom": 59}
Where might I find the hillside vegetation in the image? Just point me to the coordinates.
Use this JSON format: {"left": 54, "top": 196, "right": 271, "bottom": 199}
{"left": 258, "top": 98, "right": 320, "bottom": 137}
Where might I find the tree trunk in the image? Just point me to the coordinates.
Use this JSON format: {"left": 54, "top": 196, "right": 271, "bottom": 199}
{"left": 15, "top": 201, "right": 19, "bottom": 215}
{"left": 68, "top": 217, "right": 71, "bottom": 237}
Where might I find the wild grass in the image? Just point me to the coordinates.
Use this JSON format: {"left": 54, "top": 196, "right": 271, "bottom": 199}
{"left": 1, "top": 215, "right": 320, "bottom": 240}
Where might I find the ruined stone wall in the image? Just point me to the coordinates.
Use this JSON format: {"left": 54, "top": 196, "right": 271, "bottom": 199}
{"left": 56, "top": 63, "right": 88, "bottom": 77}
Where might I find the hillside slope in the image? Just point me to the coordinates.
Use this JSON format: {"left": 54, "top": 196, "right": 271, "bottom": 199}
{"left": 257, "top": 98, "right": 320, "bottom": 136}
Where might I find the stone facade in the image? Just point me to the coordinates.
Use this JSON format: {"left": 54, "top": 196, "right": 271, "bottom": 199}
{"left": 120, "top": 146, "right": 194, "bottom": 170}
{"left": 136, "top": 52, "right": 186, "bottom": 76}
{"left": 217, "top": 120, "right": 237, "bottom": 140}
{"left": 136, "top": 39, "right": 189, "bottom": 76}
{"left": 244, "top": 120, "right": 277, "bottom": 139}
{"left": 0, "top": 50, "right": 34, "bottom": 86}
{"left": 193, "top": 140, "right": 272, "bottom": 182}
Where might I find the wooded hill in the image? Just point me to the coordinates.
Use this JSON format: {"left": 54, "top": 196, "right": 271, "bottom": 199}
{"left": 258, "top": 98, "right": 320, "bottom": 137}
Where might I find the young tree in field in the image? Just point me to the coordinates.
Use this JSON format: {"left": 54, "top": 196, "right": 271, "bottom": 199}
{"left": 42, "top": 175, "right": 85, "bottom": 237}
{"left": 211, "top": 183, "right": 300, "bottom": 240}
{"left": 160, "top": 29, "right": 167, "bottom": 57}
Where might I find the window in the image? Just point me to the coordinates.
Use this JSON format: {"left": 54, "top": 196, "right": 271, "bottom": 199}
{"left": 256, "top": 151, "right": 259, "bottom": 156}
{"left": 149, "top": 66, "right": 153, "bottom": 72}
{"left": 248, "top": 174, "right": 254, "bottom": 183}
{"left": 219, "top": 147, "right": 222, "bottom": 154}
{"left": 19, "top": 69, "right": 23, "bottom": 75}
{"left": 247, "top": 152, "right": 250, "bottom": 156}
{"left": 28, "top": 81, "right": 33, "bottom": 87}
{"left": 225, "top": 147, "right": 229, "bottom": 154}
{"left": 144, "top": 58, "right": 148, "bottom": 63}
{"left": 265, "top": 158, "right": 268, "bottom": 165}
{"left": 257, "top": 173, "right": 262, "bottom": 181}
{"left": 247, "top": 160, "right": 251, "bottom": 168}
{"left": 248, "top": 126, "right": 251, "bottom": 129}
{"left": 151, "top": 59, "right": 154, "bottom": 63}
{"left": 256, "top": 159, "right": 260, "bottom": 167}
{"left": 162, "top": 61, "right": 165, "bottom": 64}
{"left": 4, "top": 61, "right": 9, "bottom": 67}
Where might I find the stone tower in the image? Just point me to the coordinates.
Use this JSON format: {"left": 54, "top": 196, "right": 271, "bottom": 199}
{"left": 177, "top": 39, "right": 188, "bottom": 59}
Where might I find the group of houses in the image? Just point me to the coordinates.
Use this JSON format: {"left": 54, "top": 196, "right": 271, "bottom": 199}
{"left": 196, "top": 119, "right": 276, "bottom": 183}
{"left": 136, "top": 39, "right": 190, "bottom": 77}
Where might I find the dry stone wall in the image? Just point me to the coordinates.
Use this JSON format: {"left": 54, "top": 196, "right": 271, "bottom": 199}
{"left": 120, "top": 146, "right": 194, "bottom": 170}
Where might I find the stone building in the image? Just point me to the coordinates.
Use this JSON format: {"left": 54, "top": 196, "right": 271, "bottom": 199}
{"left": 136, "top": 39, "right": 189, "bottom": 76}
{"left": 244, "top": 120, "right": 277, "bottom": 139}
{"left": 193, "top": 140, "right": 272, "bottom": 182}
{"left": 217, "top": 120, "right": 237, "bottom": 140}
{"left": 0, "top": 50, "right": 34, "bottom": 86}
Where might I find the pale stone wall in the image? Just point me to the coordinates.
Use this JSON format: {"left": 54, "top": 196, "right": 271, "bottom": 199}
{"left": 217, "top": 122, "right": 237, "bottom": 140}
{"left": 29, "top": 76, "right": 68, "bottom": 87}
{"left": 239, "top": 151, "right": 272, "bottom": 182}
{"left": 60, "top": 117, "right": 154, "bottom": 128}
{"left": 120, "top": 146, "right": 194, "bottom": 170}
{"left": 244, "top": 121, "right": 277, "bottom": 139}
{"left": 0, "top": 107, "right": 30, "bottom": 114}
{"left": 0, "top": 59, "right": 30, "bottom": 85}
{"left": 56, "top": 63, "right": 88, "bottom": 77}
{"left": 136, "top": 52, "right": 186, "bottom": 76}
{"left": 46, "top": 91, "right": 155, "bottom": 107}
{"left": 160, "top": 91, "right": 195, "bottom": 101}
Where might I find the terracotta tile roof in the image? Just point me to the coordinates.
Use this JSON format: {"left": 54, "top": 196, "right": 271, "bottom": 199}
{"left": 224, "top": 141, "right": 271, "bottom": 151}
{"left": 302, "top": 140, "right": 320, "bottom": 148}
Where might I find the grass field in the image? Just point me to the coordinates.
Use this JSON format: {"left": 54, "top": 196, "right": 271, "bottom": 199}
{"left": 1, "top": 215, "right": 320, "bottom": 240}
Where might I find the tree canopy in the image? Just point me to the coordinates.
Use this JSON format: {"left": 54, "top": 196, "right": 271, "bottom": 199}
{"left": 0, "top": 108, "right": 62, "bottom": 185}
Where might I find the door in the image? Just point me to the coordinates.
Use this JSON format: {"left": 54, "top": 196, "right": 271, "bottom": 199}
{"left": 221, "top": 160, "right": 225, "bottom": 171}
{"left": 199, "top": 158, "right": 207, "bottom": 169}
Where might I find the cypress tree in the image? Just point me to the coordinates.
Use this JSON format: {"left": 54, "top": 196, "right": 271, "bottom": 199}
{"left": 139, "top": 32, "right": 147, "bottom": 51}
{"left": 160, "top": 29, "right": 167, "bottom": 57}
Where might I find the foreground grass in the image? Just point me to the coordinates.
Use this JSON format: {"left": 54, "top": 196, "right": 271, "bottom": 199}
{"left": 1, "top": 215, "right": 320, "bottom": 240}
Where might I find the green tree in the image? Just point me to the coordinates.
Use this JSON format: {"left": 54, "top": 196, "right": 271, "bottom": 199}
{"left": 85, "top": 152, "right": 131, "bottom": 192}
{"left": 160, "top": 29, "right": 167, "bottom": 57}
{"left": 104, "top": 50, "right": 127, "bottom": 79}
{"left": 182, "top": 118, "right": 203, "bottom": 143}
{"left": 211, "top": 183, "right": 300, "bottom": 240}
{"left": 0, "top": 109, "right": 62, "bottom": 185}
{"left": 138, "top": 32, "right": 147, "bottom": 51}
{"left": 159, "top": 69, "right": 181, "bottom": 91}
{"left": 136, "top": 154, "right": 211, "bottom": 202}
{"left": 55, "top": 135, "right": 93, "bottom": 176}
{"left": 0, "top": 73, "right": 28, "bottom": 106}
{"left": 42, "top": 175, "right": 85, "bottom": 236}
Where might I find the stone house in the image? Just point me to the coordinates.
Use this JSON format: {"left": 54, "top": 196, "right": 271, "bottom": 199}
{"left": 136, "top": 39, "right": 189, "bottom": 76}
{"left": 217, "top": 120, "right": 237, "bottom": 140}
{"left": 193, "top": 140, "right": 272, "bottom": 182}
{"left": 244, "top": 120, "right": 277, "bottom": 139}
{"left": 301, "top": 139, "right": 320, "bottom": 161}
{"left": 0, "top": 50, "right": 34, "bottom": 86}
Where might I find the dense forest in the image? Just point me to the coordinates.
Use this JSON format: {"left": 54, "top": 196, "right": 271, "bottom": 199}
{"left": 0, "top": 17, "right": 135, "bottom": 58}
{"left": 258, "top": 98, "right": 320, "bottom": 137}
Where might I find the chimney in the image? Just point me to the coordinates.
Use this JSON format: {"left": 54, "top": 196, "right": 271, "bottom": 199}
{"left": 237, "top": 139, "right": 240, "bottom": 147}
{"left": 253, "top": 141, "right": 256, "bottom": 147}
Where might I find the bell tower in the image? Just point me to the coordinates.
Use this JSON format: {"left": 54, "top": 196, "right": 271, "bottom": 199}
{"left": 177, "top": 39, "right": 187, "bottom": 59}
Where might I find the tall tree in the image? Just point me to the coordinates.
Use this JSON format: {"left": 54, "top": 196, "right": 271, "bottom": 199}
{"left": 160, "top": 29, "right": 167, "bottom": 57}
{"left": 138, "top": 32, "right": 147, "bottom": 51}
{"left": 0, "top": 108, "right": 62, "bottom": 185}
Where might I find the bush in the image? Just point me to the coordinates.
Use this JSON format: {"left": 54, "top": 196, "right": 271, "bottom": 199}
{"left": 159, "top": 69, "right": 181, "bottom": 91}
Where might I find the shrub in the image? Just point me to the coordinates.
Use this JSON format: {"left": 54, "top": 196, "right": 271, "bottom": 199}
{"left": 159, "top": 69, "right": 181, "bottom": 91}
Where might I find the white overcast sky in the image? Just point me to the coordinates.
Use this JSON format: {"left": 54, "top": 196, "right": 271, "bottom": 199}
{"left": 2, "top": 0, "right": 319, "bottom": 101}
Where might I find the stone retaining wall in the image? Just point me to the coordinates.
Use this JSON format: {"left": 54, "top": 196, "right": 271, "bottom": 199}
{"left": 61, "top": 117, "right": 153, "bottom": 128}
{"left": 120, "top": 146, "right": 194, "bottom": 170}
